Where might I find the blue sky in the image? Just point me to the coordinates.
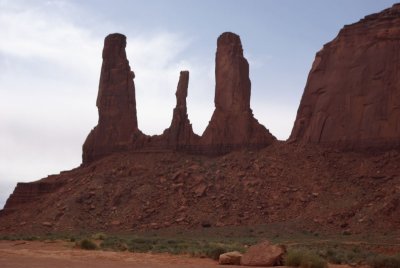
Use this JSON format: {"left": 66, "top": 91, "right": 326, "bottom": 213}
{"left": 0, "top": 0, "right": 398, "bottom": 208}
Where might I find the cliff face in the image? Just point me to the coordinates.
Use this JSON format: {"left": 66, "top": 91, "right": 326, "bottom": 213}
{"left": 83, "top": 33, "right": 142, "bottom": 162}
{"left": 290, "top": 4, "right": 400, "bottom": 149}
{"left": 2, "top": 182, "right": 64, "bottom": 211}
{"left": 200, "top": 32, "right": 276, "bottom": 151}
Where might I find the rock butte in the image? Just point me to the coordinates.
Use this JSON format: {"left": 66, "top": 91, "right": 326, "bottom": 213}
{"left": 1, "top": 4, "right": 400, "bottom": 234}
{"left": 82, "top": 32, "right": 275, "bottom": 163}
{"left": 290, "top": 3, "right": 400, "bottom": 150}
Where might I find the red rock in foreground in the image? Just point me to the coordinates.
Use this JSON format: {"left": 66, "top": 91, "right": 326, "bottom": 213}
{"left": 240, "top": 241, "right": 285, "bottom": 266}
{"left": 83, "top": 33, "right": 143, "bottom": 162}
{"left": 201, "top": 32, "right": 276, "bottom": 152}
{"left": 290, "top": 4, "right": 400, "bottom": 149}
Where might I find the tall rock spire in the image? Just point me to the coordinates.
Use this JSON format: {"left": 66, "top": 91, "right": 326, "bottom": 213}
{"left": 82, "top": 33, "right": 140, "bottom": 163}
{"left": 201, "top": 32, "right": 275, "bottom": 152}
{"left": 163, "top": 71, "right": 199, "bottom": 148}
{"left": 214, "top": 32, "right": 250, "bottom": 112}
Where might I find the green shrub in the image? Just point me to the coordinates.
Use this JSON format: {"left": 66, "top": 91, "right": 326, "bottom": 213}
{"left": 91, "top": 232, "right": 107, "bottom": 240}
{"left": 324, "top": 248, "right": 349, "bottom": 264}
{"left": 100, "top": 237, "right": 128, "bottom": 251}
{"left": 284, "top": 250, "right": 327, "bottom": 268}
{"left": 25, "top": 236, "right": 40, "bottom": 241}
{"left": 285, "top": 250, "right": 303, "bottom": 266}
{"left": 130, "top": 237, "right": 153, "bottom": 244}
{"left": 98, "top": 235, "right": 243, "bottom": 260}
{"left": 153, "top": 241, "right": 189, "bottom": 254}
{"left": 204, "top": 246, "right": 226, "bottom": 260}
{"left": 300, "top": 254, "right": 327, "bottom": 268}
{"left": 128, "top": 238, "right": 154, "bottom": 252}
{"left": 368, "top": 254, "right": 400, "bottom": 268}
{"left": 79, "top": 239, "right": 97, "bottom": 250}
{"left": 317, "top": 246, "right": 371, "bottom": 265}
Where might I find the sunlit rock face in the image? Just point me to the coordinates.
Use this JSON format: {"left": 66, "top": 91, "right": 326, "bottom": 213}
{"left": 290, "top": 4, "right": 400, "bottom": 150}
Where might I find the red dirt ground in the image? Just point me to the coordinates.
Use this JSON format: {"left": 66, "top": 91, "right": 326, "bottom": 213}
{"left": 0, "top": 240, "right": 357, "bottom": 268}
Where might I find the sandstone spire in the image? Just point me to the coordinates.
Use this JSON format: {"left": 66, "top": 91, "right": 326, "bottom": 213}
{"left": 201, "top": 32, "right": 275, "bottom": 152}
{"left": 289, "top": 4, "right": 400, "bottom": 149}
{"left": 163, "top": 71, "right": 199, "bottom": 148}
{"left": 82, "top": 33, "right": 140, "bottom": 162}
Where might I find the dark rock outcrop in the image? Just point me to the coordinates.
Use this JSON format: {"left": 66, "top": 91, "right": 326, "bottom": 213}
{"left": 83, "top": 33, "right": 143, "bottom": 162}
{"left": 290, "top": 4, "right": 400, "bottom": 150}
{"left": 162, "top": 71, "right": 199, "bottom": 149}
{"left": 201, "top": 32, "right": 276, "bottom": 152}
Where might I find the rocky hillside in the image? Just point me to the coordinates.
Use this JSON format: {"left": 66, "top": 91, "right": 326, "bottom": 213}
{"left": 0, "top": 142, "right": 399, "bottom": 234}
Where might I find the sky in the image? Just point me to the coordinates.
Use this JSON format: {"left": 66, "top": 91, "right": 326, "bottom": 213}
{"left": 0, "top": 0, "right": 399, "bottom": 209}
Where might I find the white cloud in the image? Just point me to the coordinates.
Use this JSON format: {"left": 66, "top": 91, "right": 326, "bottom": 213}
{"left": 0, "top": 0, "right": 101, "bottom": 78}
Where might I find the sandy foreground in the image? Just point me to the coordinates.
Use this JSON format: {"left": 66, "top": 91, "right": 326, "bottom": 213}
{"left": 0, "top": 240, "right": 352, "bottom": 268}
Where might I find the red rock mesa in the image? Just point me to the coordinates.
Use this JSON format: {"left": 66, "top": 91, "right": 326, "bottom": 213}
{"left": 290, "top": 4, "right": 400, "bottom": 150}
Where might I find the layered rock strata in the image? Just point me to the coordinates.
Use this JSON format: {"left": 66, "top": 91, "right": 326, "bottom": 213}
{"left": 290, "top": 4, "right": 400, "bottom": 149}
{"left": 201, "top": 32, "right": 276, "bottom": 152}
{"left": 1, "top": 182, "right": 64, "bottom": 216}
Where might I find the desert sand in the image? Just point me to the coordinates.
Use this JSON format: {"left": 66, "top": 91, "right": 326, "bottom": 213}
{"left": 0, "top": 240, "right": 357, "bottom": 268}
{"left": 0, "top": 240, "right": 220, "bottom": 268}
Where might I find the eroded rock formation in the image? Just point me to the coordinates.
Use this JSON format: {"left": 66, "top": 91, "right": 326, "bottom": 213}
{"left": 82, "top": 33, "right": 143, "bottom": 162}
{"left": 162, "top": 71, "right": 199, "bottom": 149}
{"left": 201, "top": 32, "right": 276, "bottom": 152}
{"left": 290, "top": 4, "right": 400, "bottom": 149}
{"left": 82, "top": 31, "right": 275, "bottom": 163}
{"left": 3, "top": 6, "right": 400, "bottom": 234}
